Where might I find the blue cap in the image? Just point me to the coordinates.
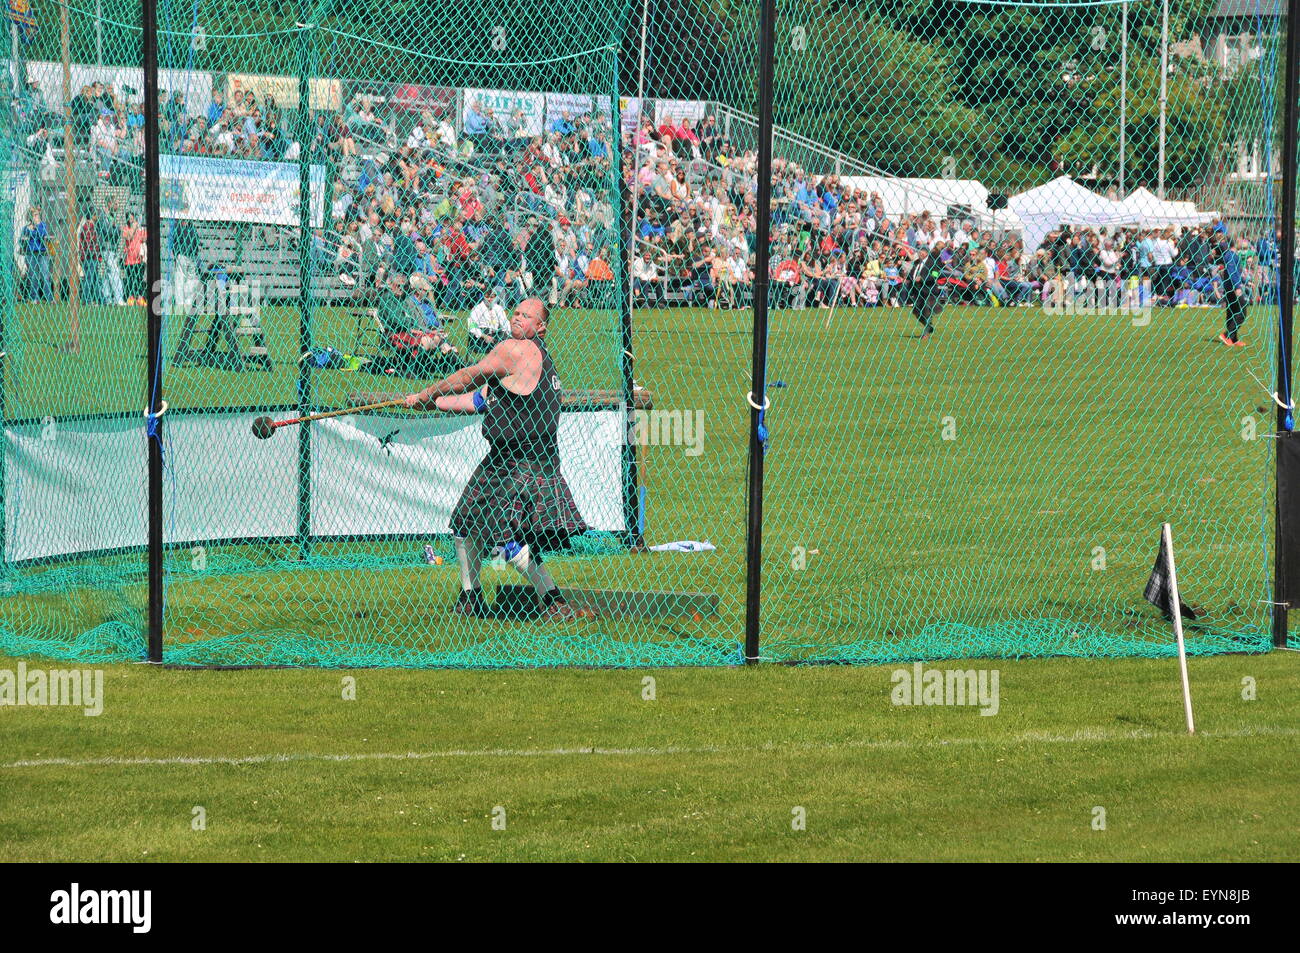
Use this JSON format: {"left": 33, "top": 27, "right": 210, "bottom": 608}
{"left": 1213, "top": 221, "right": 1228, "bottom": 236}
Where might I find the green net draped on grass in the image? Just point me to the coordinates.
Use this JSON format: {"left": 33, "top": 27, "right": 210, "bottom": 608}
{"left": 0, "top": 0, "right": 1288, "bottom": 667}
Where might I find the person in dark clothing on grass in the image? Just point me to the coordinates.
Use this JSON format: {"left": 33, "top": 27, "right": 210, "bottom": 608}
{"left": 1217, "top": 230, "right": 1248, "bottom": 348}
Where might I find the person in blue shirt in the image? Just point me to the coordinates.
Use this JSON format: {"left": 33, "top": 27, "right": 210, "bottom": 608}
{"left": 407, "top": 283, "right": 442, "bottom": 330}
{"left": 549, "top": 111, "right": 575, "bottom": 137}
{"left": 1217, "top": 230, "right": 1248, "bottom": 347}
{"left": 21, "top": 207, "right": 52, "bottom": 302}
{"left": 464, "top": 101, "right": 490, "bottom": 142}
{"left": 1256, "top": 229, "right": 1280, "bottom": 301}
{"left": 206, "top": 90, "right": 225, "bottom": 128}
{"left": 638, "top": 211, "right": 665, "bottom": 242}
{"left": 795, "top": 181, "right": 815, "bottom": 225}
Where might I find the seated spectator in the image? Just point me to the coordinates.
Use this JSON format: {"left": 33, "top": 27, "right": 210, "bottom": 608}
{"left": 999, "top": 252, "right": 1032, "bottom": 305}
{"left": 882, "top": 256, "right": 904, "bottom": 306}
{"left": 584, "top": 246, "right": 614, "bottom": 299}
{"left": 556, "top": 244, "right": 590, "bottom": 306}
{"left": 463, "top": 99, "right": 490, "bottom": 146}
{"left": 674, "top": 117, "right": 701, "bottom": 159}
{"left": 721, "top": 246, "right": 752, "bottom": 308}
{"left": 407, "top": 277, "right": 444, "bottom": 330}
{"left": 632, "top": 249, "right": 665, "bottom": 306}
{"left": 467, "top": 288, "right": 509, "bottom": 352}
{"left": 772, "top": 248, "right": 804, "bottom": 309}
{"left": 328, "top": 113, "right": 357, "bottom": 156}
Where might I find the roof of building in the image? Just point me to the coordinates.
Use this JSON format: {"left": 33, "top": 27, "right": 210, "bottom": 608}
{"left": 1211, "top": 0, "right": 1282, "bottom": 18}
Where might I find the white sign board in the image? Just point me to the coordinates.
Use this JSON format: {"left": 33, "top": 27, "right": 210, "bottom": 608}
{"left": 464, "top": 88, "right": 546, "bottom": 137}
{"left": 159, "top": 154, "right": 325, "bottom": 228}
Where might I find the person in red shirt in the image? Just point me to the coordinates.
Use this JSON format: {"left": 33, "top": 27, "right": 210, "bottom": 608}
{"left": 674, "top": 117, "right": 700, "bottom": 159}
{"left": 442, "top": 218, "right": 471, "bottom": 263}
{"left": 657, "top": 116, "right": 677, "bottom": 152}
{"left": 123, "top": 212, "right": 147, "bottom": 305}
{"left": 79, "top": 213, "right": 103, "bottom": 304}
{"left": 772, "top": 250, "right": 803, "bottom": 309}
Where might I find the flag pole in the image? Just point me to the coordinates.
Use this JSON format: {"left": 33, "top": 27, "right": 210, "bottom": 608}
{"left": 1162, "top": 523, "right": 1195, "bottom": 734}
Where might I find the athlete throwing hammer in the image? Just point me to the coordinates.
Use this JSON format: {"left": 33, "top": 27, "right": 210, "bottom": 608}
{"left": 404, "top": 297, "right": 588, "bottom": 621}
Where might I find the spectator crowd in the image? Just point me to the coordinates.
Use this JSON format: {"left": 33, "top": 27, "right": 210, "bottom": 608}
{"left": 7, "top": 75, "right": 1291, "bottom": 335}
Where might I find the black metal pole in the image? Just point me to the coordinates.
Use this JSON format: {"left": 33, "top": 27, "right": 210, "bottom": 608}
{"left": 143, "top": 0, "right": 164, "bottom": 663}
{"left": 1273, "top": 0, "right": 1299, "bottom": 647}
{"left": 611, "top": 88, "right": 642, "bottom": 552}
{"left": 743, "top": 0, "right": 777, "bottom": 665}
{"left": 295, "top": 22, "right": 314, "bottom": 560}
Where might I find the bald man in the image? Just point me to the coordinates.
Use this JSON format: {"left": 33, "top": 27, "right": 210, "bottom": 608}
{"left": 404, "top": 297, "right": 587, "bottom": 621}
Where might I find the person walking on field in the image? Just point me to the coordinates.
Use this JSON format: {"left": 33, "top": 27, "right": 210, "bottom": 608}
{"left": 1217, "top": 228, "right": 1248, "bottom": 348}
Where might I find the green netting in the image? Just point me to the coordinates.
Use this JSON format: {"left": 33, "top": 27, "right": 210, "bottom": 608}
{"left": 0, "top": 0, "right": 1290, "bottom": 667}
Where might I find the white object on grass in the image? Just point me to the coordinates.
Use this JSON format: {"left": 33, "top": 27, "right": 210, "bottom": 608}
{"left": 1162, "top": 522, "right": 1195, "bottom": 735}
{"left": 647, "top": 540, "right": 715, "bottom": 553}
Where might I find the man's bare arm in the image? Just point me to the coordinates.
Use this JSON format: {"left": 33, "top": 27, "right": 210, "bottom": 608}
{"left": 404, "top": 342, "right": 519, "bottom": 409}
{"left": 435, "top": 385, "right": 487, "bottom": 414}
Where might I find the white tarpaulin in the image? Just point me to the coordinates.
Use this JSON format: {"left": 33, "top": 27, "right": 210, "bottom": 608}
{"left": 1008, "top": 175, "right": 1141, "bottom": 253}
{"left": 1118, "top": 187, "right": 1219, "bottom": 228}
{"left": 311, "top": 410, "right": 625, "bottom": 536}
{"left": 5, "top": 408, "right": 625, "bottom": 563}
{"left": 5, "top": 417, "right": 146, "bottom": 563}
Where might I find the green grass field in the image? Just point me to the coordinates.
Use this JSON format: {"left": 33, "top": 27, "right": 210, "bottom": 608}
{"left": 0, "top": 296, "right": 1295, "bottom": 860}
{"left": 1, "top": 651, "right": 1296, "bottom": 861}
{"left": 0, "top": 297, "right": 1281, "bottom": 664}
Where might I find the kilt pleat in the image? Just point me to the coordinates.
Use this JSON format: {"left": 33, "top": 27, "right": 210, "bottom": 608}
{"left": 450, "top": 455, "right": 588, "bottom": 548}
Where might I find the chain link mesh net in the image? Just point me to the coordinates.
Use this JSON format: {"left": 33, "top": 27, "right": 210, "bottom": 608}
{"left": 0, "top": 0, "right": 1289, "bottom": 666}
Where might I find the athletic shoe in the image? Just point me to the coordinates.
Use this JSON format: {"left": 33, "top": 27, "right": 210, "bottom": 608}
{"left": 539, "top": 600, "right": 578, "bottom": 622}
{"left": 452, "top": 588, "right": 488, "bottom": 618}
{"left": 1219, "top": 333, "right": 1236, "bottom": 348}
{"left": 1233, "top": 339, "right": 1248, "bottom": 347}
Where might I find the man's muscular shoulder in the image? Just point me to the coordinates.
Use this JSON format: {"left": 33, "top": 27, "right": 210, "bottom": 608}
{"left": 487, "top": 336, "right": 540, "bottom": 371}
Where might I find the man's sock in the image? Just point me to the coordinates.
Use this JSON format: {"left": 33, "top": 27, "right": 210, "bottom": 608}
{"left": 523, "top": 559, "right": 560, "bottom": 605}
{"left": 499, "top": 542, "right": 561, "bottom": 605}
{"left": 454, "top": 536, "right": 483, "bottom": 592}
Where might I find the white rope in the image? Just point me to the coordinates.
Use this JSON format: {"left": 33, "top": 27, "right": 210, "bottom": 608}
{"left": 746, "top": 391, "right": 770, "bottom": 412}
{"left": 1245, "top": 367, "right": 1295, "bottom": 411}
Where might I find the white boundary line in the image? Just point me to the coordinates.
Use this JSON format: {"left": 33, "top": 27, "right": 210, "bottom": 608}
{"left": 3, "top": 725, "right": 1296, "bottom": 770}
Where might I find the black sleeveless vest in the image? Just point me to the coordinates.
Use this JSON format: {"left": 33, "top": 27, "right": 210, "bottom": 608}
{"left": 481, "top": 338, "right": 561, "bottom": 464}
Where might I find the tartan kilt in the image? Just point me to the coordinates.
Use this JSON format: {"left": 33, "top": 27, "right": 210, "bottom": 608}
{"left": 451, "top": 454, "right": 588, "bottom": 549}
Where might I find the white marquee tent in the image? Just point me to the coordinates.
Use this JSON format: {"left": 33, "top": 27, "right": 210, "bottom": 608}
{"left": 839, "top": 175, "right": 1026, "bottom": 234}
{"left": 1117, "top": 187, "right": 1219, "bottom": 228}
{"left": 1008, "top": 175, "right": 1141, "bottom": 252}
